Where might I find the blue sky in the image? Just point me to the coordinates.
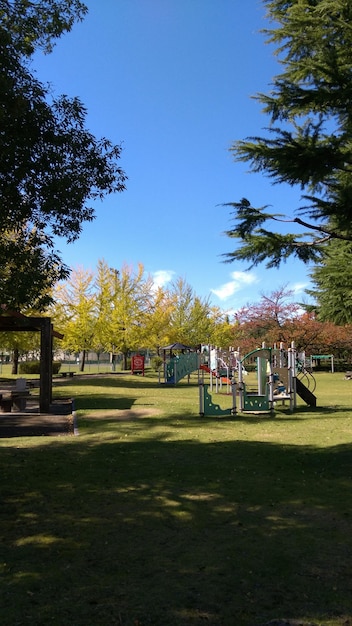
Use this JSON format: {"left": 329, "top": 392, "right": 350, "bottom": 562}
{"left": 33, "top": 0, "right": 314, "bottom": 311}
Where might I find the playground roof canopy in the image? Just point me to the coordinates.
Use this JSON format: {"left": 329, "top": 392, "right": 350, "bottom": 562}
{"left": 162, "top": 343, "right": 192, "bottom": 352}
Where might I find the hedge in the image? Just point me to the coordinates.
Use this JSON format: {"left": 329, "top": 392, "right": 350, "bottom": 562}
{"left": 19, "top": 361, "right": 61, "bottom": 375}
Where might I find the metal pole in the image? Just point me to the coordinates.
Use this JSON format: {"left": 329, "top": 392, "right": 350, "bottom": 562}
{"left": 238, "top": 354, "right": 244, "bottom": 411}
{"left": 199, "top": 383, "right": 204, "bottom": 415}
{"left": 231, "top": 380, "right": 237, "bottom": 414}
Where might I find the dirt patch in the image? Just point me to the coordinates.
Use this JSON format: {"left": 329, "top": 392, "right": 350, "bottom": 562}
{"left": 83, "top": 407, "right": 162, "bottom": 421}
{"left": 0, "top": 405, "right": 161, "bottom": 438}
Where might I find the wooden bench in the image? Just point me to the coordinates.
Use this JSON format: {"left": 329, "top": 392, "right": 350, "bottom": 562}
{"left": 61, "top": 372, "right": 75, "bottom": 378}
{"left": 28, "top": 380, "right": 40, "bottom": 388}
{"left": 0, "top": 396, "right": 12, "bottom": 412}
{"left": 11, "top": 391, "right": 29, "bottom": 411}
{"left": 0, "top": 378, "right": 31, "bottom": 412}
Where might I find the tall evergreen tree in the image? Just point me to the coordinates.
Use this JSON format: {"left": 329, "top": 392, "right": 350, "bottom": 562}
{"left": 307, "top": 240, "right": 352, "bottom": 325}
{"left": 224, "top": 0, "right": 352, "bottom": 269}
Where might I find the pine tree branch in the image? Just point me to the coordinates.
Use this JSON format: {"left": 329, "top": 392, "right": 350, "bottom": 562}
{"left": 292, "top": 217, "right": 352, "bottom": 241}
{"left": 222, "top": 198, "right": 352, "bottom": 269}
{"left": 268, "top": 209, "right": 352, "bottom": 242}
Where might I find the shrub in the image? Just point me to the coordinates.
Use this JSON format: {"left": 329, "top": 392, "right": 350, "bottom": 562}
{"left": 151, "top": 356, "right": 163, "bottom": 372}
{"left": 19, "top": 361, "right": 61, "bottom": 375}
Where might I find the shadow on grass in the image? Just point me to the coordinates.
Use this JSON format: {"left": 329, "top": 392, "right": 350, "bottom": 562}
{"left": 151, "top": 402, "right": 350, "bottom": 422}
{"left": 75, "top": 395, "right": 137, "bottom": 411}
{"left": 54, "top": 374, "right": 199, "bottom": 391}
{"left": 1, "top": 426, "right": 352, "bottom": 626}
{"left": 296, "top": 405, "right": 352, "bottom": 418}
{"left": 270, "top": 404, "right": 352, "bottom": 420}
{"left": 53, "top": 375, "right": 129, "bottom": 389}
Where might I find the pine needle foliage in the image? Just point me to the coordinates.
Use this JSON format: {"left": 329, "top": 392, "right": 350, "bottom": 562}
{"left": 224, "top": 0, "right": 352, "bottom": 268}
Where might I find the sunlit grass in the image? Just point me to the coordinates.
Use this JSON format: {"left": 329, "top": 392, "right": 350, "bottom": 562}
{"left": 0, "top": 371, "right": 352, "bottom": 625}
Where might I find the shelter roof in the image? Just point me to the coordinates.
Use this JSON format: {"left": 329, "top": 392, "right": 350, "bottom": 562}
{"left": 0, "top": 308, "right": 63, "bottom": 339}
{"left": 162, "top": 343, "right": 192, "bottom": 351}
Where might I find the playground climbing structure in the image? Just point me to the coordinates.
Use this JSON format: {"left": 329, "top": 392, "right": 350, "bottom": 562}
{"left": 163, "top": 352, "right": 200, "bottom": 385}
{"left": 199, "top": 346, "right": 242, "bottom": 391}
{"left": 199, "top": 342, "right": 317, "bottom": 416}
{"left": 198, "top": 346, "right": 238, "bottom": 416}
{"left": 237, "top": 343, "right": 317, "bottom": 413}
{"left": 199, "top": 382, "right": 237, "bottom": 417}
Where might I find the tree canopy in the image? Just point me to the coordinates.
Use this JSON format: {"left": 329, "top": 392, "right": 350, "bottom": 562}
{"left": 0, "top": 0, "right": 127, "bottom": 310}
{"left": 232, "top": 285, "right": 352, "bottom": 359}
{"left": 0, "top": 0, "right": 88, "bottom": 55}
{"left": 48, "top": 260, "right": 225, "bottom": 370}
{"left": 0, "top": 225, "right": 69, "bottom": 310}
{"left": 223, "top": 0, "right": 352, "bottom": 269}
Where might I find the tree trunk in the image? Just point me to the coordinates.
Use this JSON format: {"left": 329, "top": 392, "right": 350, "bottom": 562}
{"left": 12, "top": 348, "right": 19, "bottom": 374}
{"left": 80, "top": 349, "right": 86, "bottom": 372}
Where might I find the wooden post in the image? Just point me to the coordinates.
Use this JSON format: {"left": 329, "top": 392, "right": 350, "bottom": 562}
{"left": 40, "top": 318, "right": 52, "bottom": 412}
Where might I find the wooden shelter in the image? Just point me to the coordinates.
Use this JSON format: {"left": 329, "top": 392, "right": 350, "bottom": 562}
{"left": 0, "top": 311, "right": 63, "bottom": 412}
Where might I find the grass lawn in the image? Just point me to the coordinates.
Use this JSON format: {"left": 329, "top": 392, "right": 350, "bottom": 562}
{"left": 0, "top": 371, "right": 352, "bottom": 625}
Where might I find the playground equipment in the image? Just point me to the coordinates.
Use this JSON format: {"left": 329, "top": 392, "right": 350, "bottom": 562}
{"left": 237, "top": 345, "right": 292, "bottom": 413}
{"left": 311, "top": 354, "right": 334, "bottom": 373}
{"left": 199, "top": 363, "right": 232, "bottom": 392}
{"left": 161, "top": 344, "right": 241, "bottom": 388}
{"left": 237, "top": 342, "right": 317, "bottom": 413}
{"left": 198, "top": 346, "right": 239, "bottom": 417}
{"left": 199, "top": 381, "right": 237, "bottom": 417}
{"left": 159, "top": 341, "right": 317, "bottom": 416}
{"left": 199, "top": 346, "right": 243, "bottom": 391}
{"left": 164, "top": 352, "right": 200, "bottom": 384}
{"left": 199, "top": 342, "right": 317, "bottom": 416}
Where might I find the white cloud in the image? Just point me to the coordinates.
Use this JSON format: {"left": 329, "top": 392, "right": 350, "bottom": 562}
{"left": 291, "top": 282, "right": 308, "bottom": 294}
{"left": 152, "top": 269, "right": 175, "bottom": 289}
{"left": 211, "top": 271, "right": 258, "bottom": 301}
{"left": 231, "top": 271, "right": 258, "bottom": 285}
